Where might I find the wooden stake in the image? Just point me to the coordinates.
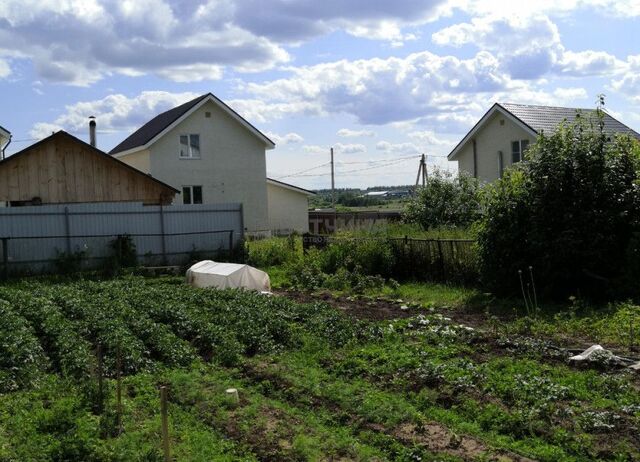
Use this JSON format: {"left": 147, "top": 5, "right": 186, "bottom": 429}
{"left": 97, "top": 343, "right": 104, "bottom": 414}
{"left": 160, "top": 386, "right": 171, "bottom": 462}
{"left": 116, "top": 346, "right": 123, "bottom": 435}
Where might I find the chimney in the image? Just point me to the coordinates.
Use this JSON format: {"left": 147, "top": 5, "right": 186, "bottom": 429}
{"left": 89, "top": 116, "right": 96, "bottom": 147}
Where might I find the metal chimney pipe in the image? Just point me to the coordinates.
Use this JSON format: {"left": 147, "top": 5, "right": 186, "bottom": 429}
{"left": 89, "top": 116, "right": 96, "bottom": 147}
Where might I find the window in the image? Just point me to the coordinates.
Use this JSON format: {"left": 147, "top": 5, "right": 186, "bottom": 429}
{"left": 182, "top": 186, "right": 203, "bottom": 204}
{"left": 179, "top": 134, "right": 200, "bottom": 158}
{"left": 511, "top": 139, "right": 530, "bottom": 163}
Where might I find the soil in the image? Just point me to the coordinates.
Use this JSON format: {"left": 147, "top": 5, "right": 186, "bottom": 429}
{"left": 240, "top": 360, "right": 533, "bottom": 462}
{"left": 276, "top": 289, "right": 417, "bottom": 321}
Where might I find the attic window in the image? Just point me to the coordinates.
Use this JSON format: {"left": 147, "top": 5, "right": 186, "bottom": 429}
{"left": 500, "top": 119, "right": 505, "bottom": 126}
{"left": 179, "top": 134, "right": 200, "bottom": 158}
{"left": 205, "top": 112, "right": 211, "bottom": 118}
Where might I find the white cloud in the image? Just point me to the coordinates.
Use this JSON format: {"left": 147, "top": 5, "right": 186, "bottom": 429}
{"left": 552, "top": 87, "right": 588, "bottom": 101}
{"left": 557, "top": 50, "right": 625, "bottom": 76}
{"left": 303, "top": 144, "right": 330, "bottom": 155}
{"left": 407, "top": 130, "right": 450, "bottom": 145}
{"left": 265, "top": 131, "right": 304, "bottom": 145}
{"left": 432, "top": 13, "right": 626, "bottom": 79}
{"left": 337, "top": 128, "right": 376, "bottom": 138}
{"left": 29, "top": 91, "right": 199, "bottom": 138}
{"left": 376, "top": 141, "right": 421, "bottom": 154}
{"left": 0, "top": 0, "right": 289, "bottom": 85}
{"left": 0, "top": 59, "right": 11, "bottom": 78}
{"left": 334, "top": 142, "right": 367, "bottom": 154}
{"left": 243, "top": 50, "right": 509, "bottom": 125}
{"left": 611, "top": 55, "right": 640, "bottom": 103}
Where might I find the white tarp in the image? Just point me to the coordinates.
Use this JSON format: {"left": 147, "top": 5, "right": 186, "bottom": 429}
{"left": 186, "top": 260, "right": 271, "bottom": 291}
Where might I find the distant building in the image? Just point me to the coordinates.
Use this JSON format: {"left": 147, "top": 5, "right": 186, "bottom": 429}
{"left": 365, "top": 191, "right": 389, "bottom": 197}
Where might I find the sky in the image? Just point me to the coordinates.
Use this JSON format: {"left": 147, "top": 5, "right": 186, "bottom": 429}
{"left": 1, "top": 0, "right": 639, "bottom": 190}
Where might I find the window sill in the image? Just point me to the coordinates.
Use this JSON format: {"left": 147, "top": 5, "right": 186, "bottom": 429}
{"left": 179, "top": 156, "right": 201, "bottom": 160}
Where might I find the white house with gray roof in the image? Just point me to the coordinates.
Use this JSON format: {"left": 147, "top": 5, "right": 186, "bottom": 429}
{"left": 110, "top": 93, "right": 314, "bottom": 234}
{"left": 448, "top": 103, "right": 640, "bottom": 183}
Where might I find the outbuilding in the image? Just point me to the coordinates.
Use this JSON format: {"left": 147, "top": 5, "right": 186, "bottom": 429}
{"left": 266, "top": 178, "right": 315, "bottom": 234}
{"left": 0, "top": 131, "right": 178, "bottom": 206}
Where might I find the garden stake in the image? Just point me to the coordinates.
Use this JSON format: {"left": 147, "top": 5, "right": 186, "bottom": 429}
{"left": 529, "top": 266, "right": 539, "bottom": 316}
{"left": 97, "top": 343, "right": 104, "bottom": 414}
{"left": 518, "top": 270, "right": 530, "bottom": 316}
{"left": 116, "top": 346, "right": 123, "bottom": 435}
{"left": 160, "top": 386, "right": 171, "bottom": 462}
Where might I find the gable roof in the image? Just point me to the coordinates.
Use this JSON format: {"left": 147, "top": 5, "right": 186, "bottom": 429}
{"left": 110, "top": 93, "right": 275, "bottom": 156}
{"left": 7, "top": 131, "right": 179, "bottom": 194}
{"left": 0, "top": 124, "right": 10, "bottom": 140}
{"left": 267, "top": 178, "right": 316, "bottom": 196}
{"left": 448, "top": 102, "right": 640, "bottom": 160}
{"left": 500, "top": 103, "right": 640, "bottom": 139}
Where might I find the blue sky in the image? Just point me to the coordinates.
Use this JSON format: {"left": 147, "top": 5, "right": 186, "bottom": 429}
{"left": 1, "top": 0, "right": 639, "bottom": 189}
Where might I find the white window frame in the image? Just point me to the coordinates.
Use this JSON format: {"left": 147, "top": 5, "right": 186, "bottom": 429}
{"left": 511, "top": 139, "right": 530, "bottom": 164}
{"left": 179, "top": 134, "right": 201, "bottom": 159}
{"left": 182, "top": 185, "right": 203, "bottom": 205}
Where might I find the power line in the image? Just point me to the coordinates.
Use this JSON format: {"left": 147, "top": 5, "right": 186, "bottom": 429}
{"left": 287, "top": 157, "right": 414, "bottom": 178}
{"left": 276, "top": 161, "right": 331, "bottom": 179}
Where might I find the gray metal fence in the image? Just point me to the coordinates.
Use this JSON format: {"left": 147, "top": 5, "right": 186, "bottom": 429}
{"left": 0, "top": 202, "right": 244, "bottom": 276}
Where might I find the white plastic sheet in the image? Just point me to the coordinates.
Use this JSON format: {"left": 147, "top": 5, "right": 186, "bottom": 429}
{"left": 186, "top": 260, "right": 271, "bottom": 291}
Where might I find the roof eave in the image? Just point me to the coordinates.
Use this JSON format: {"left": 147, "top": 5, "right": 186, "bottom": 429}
{"left": 447, "top": 103, "right": 538, "bottom": 161}
{"left": 267, "top": 178, "right": 316, "bottom": 196}
{"left": 111, "top": 93, "right": 275, "bottom": 155}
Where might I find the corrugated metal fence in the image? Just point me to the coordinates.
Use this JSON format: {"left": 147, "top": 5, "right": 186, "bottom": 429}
{"left": 0, "top": 202, "right": 243, "bottom": 275}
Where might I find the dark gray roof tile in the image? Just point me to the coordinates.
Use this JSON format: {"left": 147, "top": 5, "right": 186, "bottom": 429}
{"left": 109, "top": 94, "right": 209, "bottom": 155}
{"left": 500, "top": 103, "right": 640, "bottom": 140}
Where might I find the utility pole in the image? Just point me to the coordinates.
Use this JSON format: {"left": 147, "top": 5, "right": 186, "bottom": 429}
{"left": 330, "top": 147, "right": 335, "bottom": 207}
{"left": 415, "top": 154, "right": 428, "bottom": 187}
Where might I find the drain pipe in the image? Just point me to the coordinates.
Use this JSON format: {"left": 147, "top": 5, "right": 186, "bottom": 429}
{"left": 1, "top": 134, "right": 11, "bottom": 160}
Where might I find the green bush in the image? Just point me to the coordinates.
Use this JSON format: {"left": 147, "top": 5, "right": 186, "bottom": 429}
{"left": 403, "top": 170, "right": 482, "bottom": 229}
{"left": 285, "top": 240, "right": 392, "bottom": 292}
{"left": 477, "top": 108, "right": 640, "bottom": 299}
{"left": 245, "top": 235, "right": 300, "bottom": 267}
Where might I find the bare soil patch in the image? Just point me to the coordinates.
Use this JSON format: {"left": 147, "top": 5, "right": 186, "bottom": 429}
{"left": 276, "top": 289, "right": 418, "bottom": 321}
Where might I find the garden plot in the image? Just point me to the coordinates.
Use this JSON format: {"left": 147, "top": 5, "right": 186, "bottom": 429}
{"left": 0, "top": 276, "right": 638, "bottom": 461}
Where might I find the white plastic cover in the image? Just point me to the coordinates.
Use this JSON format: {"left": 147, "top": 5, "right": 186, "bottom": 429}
{"left": 186, "top": 260, "right": 271, "bottom": 291}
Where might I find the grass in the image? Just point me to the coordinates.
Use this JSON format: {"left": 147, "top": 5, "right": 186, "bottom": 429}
{"left": 1, "top": 275, "right": 639, "bottom": 460}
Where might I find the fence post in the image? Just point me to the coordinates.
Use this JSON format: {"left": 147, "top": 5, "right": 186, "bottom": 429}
{"left": 1, "top": 237, "right": 8, "bottom": 281}
{"left": 159, "top": 205, "right": 167, "bottom": 266}
{"left": 64, "top": 206, "right": 71, "bottom": 253}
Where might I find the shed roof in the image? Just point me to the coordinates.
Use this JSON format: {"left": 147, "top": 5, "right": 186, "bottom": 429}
{"left": 267, "top": 178, "right": 316, "bottom": 196}
{"left": 5, "top": 131, "right": 179, "bottom": 194}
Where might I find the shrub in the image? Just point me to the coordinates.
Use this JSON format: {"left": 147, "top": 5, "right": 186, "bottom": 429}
{"left": 403, "top": 170, "right": 482, "bottom": 229}
{"left": 284, "top": 240, "right": 392, "bottom": 292}
{"left": 477, "top": 107, "right": 640, "bottom": 300}
{"left": 245, "top": 235, "right": 300, "bottom": 267}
